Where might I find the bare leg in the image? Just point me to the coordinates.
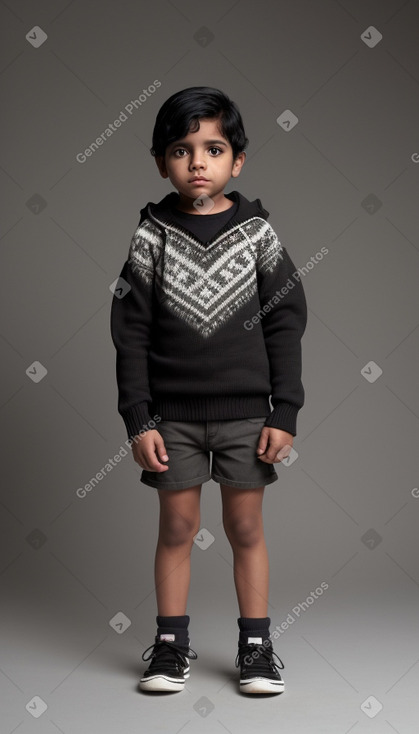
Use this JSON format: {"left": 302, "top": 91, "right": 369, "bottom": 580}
{"left": 220, "top": 485, "right": 269, "bottom": 617}
{"left": 154, "top": 485, "right": 202, "bottom": 616}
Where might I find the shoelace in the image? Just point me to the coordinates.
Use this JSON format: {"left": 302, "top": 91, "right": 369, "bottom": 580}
{"left": 235, "top": 642, "right": 285, "bottom": 676}
{"left": 142, "top": 640, "right": 198, "bottom": 673}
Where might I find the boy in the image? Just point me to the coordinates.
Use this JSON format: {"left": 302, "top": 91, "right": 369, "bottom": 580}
{"left": 110, "top": 86, "right": 307, "bottom": 694}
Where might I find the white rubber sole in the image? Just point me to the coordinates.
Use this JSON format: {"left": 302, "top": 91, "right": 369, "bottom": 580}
{"left": 240, "top": 677, "right": 285, "bottom": 694}
{"left": 139, "top": 674, "right": 186, "bottom": 692}
{"left": 139, "top": 665, "right": 190, "bottom": 692}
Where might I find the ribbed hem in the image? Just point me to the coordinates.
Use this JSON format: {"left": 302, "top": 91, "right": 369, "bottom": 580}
{"left": 151, "top": 395, "right": 271, "bottom": 422}
{"left": 120, "top": 397, "right": 300, "bottom": 439}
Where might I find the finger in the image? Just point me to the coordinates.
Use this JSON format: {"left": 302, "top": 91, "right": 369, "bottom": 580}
{"left": 260, "top": 443, "right": 292, "bottom": 463}
{"left": 154, "top": 435, "right": 169, "bottom": 462}
{"left": 132, "top": 447, "right": 167, "bottom": 472}
{"left": 256, "top": 429, "right": 268, "bottom": 455}
{"left": 141, "top": 455, "right": 169, "bottom": 472}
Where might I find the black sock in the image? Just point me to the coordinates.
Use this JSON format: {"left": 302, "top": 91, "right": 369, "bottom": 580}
{"left": 156, "top": 614, "right": 190, "bottom": 645}
{"left": 237, "top": 616, "right": 271, "bottom": 645}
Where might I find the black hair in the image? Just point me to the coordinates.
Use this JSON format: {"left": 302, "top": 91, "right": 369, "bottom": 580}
{"left": 150, "top": 86, "right": 249, "bottom": 161}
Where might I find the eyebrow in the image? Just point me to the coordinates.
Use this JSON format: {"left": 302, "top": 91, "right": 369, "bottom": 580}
{"left": 170, "top": 139, "right": 228, "bottom": 148}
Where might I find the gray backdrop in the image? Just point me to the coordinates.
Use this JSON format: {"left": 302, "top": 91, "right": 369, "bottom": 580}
{"left": 1, "top": 1, "right": 418, "bottom": 732}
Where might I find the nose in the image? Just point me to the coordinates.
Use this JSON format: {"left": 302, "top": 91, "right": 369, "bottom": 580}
{"left": 189, "top": 150, "right": 206, "bottom": 171}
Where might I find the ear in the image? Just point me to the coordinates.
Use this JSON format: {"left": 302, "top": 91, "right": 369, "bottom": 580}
{"left": 231, "top": 151, "right": 246, "bottom": 178}
{"left": 155, "top": 155, "right": 168, "bottom": 178}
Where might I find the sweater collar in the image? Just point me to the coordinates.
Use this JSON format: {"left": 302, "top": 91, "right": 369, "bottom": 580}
{"left": 138, "top": 190, "right": 270, "bottom": 230}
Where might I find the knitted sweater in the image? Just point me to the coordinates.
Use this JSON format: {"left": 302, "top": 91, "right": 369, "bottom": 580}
{"left": 110, "top": 190, "right": 307, "bottom": 440}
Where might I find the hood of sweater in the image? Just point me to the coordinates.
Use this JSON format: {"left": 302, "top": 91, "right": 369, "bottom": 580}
{"left": 137, "top": 190, "right": 270, "bottom": 240}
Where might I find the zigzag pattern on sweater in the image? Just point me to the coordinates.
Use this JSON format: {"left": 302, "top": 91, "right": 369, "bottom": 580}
{"left": 128, "top": 216, "right": 284, "bottom": 338}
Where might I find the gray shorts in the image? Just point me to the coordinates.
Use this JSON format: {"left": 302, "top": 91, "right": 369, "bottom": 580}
{"left": 140, "top": 417, "right": 279, "bottom": 491}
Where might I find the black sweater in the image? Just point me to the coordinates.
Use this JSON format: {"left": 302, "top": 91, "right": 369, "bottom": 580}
{"left": 110, "top": 190, "right": 307, "bottom": 440}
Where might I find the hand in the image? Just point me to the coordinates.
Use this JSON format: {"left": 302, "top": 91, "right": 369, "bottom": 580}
{"left": 256, "top": 427, "right": 293, "bottom": 464}
{"left": 131, "top": 429, "right": 169, "bottom": 472}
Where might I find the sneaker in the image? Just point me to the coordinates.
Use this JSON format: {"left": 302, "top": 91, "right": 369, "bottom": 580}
{"left": 235, "top": 637, "right": 285, "bottom": 694}
{"left": 139, "top": 634, "right": 198, "bottom": 692}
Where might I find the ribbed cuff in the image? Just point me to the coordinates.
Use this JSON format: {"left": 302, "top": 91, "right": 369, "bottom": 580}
{"left": 238, "top": 616, "right": 271, "bottom": 644}
{"left": 120, "top": 402, "right": 154, "bottom": 440}
{"left": 264, "top": 402, "right": 299, "bottom": 436}
{"left": 238, "top": 617, "right": 271, "bottom": 630}
{"left": 157, "top": 615, "right": 190, "bottom": 628}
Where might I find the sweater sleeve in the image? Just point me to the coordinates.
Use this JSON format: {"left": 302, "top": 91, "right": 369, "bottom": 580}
{"left": 256, "top": 224, "right": 308, "bottom": 436}
{"left": 110, "top": 230, "right": 156, "bottom": 441}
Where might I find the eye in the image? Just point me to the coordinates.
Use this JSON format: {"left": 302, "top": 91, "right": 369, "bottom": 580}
{"left": 173, "top": 148, "right": 187, "bottom": 157}
{"left": 209, "top": 147, "right": 222, "bottom": 155}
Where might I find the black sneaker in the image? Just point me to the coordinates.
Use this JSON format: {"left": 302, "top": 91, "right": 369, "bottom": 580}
{"left": 235, "top": 636, "right": 285, "bottom": 694}
{"left": 139, "top": 634, "right": 198, "bottom": 692}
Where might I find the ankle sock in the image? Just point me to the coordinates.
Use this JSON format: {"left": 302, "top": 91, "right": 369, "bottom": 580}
{"left": 156, "top": 614, "right": 190, "bottom": 645}
{"left": 237, "top": 616, "right": 271, "bottom": 645}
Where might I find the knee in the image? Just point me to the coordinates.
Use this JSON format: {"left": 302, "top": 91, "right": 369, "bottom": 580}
{"left": 223, "top": 514, "right": 262, "bottom": 548}
{"left": 159, "top": 512, "right": 200, "bottom": 547}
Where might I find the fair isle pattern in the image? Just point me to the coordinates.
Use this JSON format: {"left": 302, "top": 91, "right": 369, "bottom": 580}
{"left": 128, "top": 219, "right": 162, "bottom": 287}
{"left": 128, "top": 216, "right": 284, "bottom": 338}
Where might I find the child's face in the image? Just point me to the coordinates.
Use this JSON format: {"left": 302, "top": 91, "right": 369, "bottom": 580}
{"left": 155, "top": 118, "right": 245, "bottom": 204}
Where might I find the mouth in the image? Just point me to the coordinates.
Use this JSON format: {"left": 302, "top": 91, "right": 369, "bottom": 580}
{"left": 189, "top": 177, "right": 209, "bottom": 183}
